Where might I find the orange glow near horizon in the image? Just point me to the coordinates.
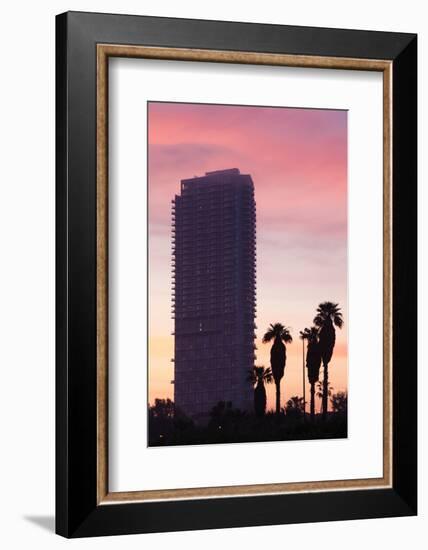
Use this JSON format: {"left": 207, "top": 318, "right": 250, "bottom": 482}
{"left": 148, "top": 102, "right": 348, "bottom": 413}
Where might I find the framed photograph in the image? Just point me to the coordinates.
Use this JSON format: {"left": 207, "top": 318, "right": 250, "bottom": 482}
{"left": 56, "top": 11, "right": 417, "bottom": 537}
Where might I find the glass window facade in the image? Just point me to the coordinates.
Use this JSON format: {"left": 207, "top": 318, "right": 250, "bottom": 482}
{"left": 172, "top": 169, "right": 256, "bottom": 420}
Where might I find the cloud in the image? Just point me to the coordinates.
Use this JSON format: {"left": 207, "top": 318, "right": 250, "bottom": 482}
{"left": 149, "top": 142, "right": 236, "bottom": 173}
{"left": 147, "top": 102, "right": 348, "bottom": 401}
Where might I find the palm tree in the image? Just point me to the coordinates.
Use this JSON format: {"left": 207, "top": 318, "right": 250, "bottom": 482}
{"left": 300, "top": 327, "right": 322, "bottom": 421}
{"left": 314, "top": 302, "right": 343, "bottom": 420}
{"left": 262, "top": 323, "right": 293, "bottom": 415}
{"left": 316, "top": 381, "right": 334, "bottom": 414}
{"left": 299, "top": 330, "right": 308, "bottom": 419}
{"left": 247, "top": 366, "right": 273, "bottom": 417}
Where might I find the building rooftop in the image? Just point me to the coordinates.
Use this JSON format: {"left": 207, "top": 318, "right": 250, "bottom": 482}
{"left": 205, "top": 168, "right": 240, "bottom": 177}
{"left": 181, "top": 169, "right": 252, "bottom": 187}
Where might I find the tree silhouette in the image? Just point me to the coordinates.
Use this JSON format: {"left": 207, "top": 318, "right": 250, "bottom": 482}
{"left": 208, "top": 401, "right": 244, "bottom": 432}
{"left": 331, "top": 391, "right": 348, "bottom": 414}
{"left": 299, "top": 330, "right": 307, "bottom": 419}
{"left": 314, "top": 302, "right": 343, "bottom": 420}
{"left": 316, "top": 381, "right": 334, "bottom": 415}
{"left": 285, "top": 396, "right": 305, "bottom": 418}
{"left": 247, "top": 366, "right": 273, "bottom": 417}
{"left": 262, "top": 323, "right": 293, "bottom": 415}
{"left": 148, "top": 399, "right": 177, "bottom": 445}
{"left": 300, "top": 326, "right": 322, "bottom": 421}
{"left": 149, "top": 398, "right": 175, "bottom": 419}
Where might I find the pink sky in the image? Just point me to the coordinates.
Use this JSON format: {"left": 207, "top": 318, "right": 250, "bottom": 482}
{"left": 148, "top": 102, "right": 348, "bottom": 412}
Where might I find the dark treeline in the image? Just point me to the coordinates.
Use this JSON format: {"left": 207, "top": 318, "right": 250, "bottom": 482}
{"left": 148, "top": 300, "right": 347, "bottom": 446}
{"left": 148, "top": 395, "right": 347, "bottom": 447}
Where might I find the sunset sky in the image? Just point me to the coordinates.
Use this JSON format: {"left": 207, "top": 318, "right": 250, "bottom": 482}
{"left": 148, "top": 101, "right": 348, "bottom": 412}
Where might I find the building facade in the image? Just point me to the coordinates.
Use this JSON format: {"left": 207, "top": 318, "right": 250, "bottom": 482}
{"left": 172, "top": 169, "right": 256, "bottom": 420}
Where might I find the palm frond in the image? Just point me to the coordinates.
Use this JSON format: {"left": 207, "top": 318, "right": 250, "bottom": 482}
{"left": 246, "top": 368, "right": 257, "bottom": 385}
{"left": 264, "top": 367, "right": 274, "bottom": 384}
{"left": 314, "top": 302, "right": 344, "bottom": 329}
{"left": 334, "top": 314, "right": 344, "bottom": 328}
{"left": 262, "top": 330, "right": 275, "bottom": 343}
{"left": 262, "top": 322, "right": 287, "bottom": 343}
{"left": 299, "top": 328, "right": 310, "bottom": 340}
{"left": 313, "top": 314, "right": 324, "bottom": 327}
{"left": 281, "top": 329, "right": 293, "bottom": 343}
{"left": 248, "top": 365, "right": 274, "bottom": 385}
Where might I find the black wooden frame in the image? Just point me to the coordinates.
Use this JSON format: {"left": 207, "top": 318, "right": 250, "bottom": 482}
{"left": 56, "top": 11, "right": 417, "bottom": 538}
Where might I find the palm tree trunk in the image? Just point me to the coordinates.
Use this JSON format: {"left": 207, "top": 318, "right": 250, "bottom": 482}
{"left": 310, "top": 382, "right": 315, "bottom": 421}
{"left": 255, "top": 382, "right": 267, "bottom": 417}
{"left": 302, "top": 339, "right": 306, "bottom": 422}
{"left": 275, "top": 382, "right": 281, "bottom": 415}
{"left": 322, "top": 362, "right": 328, "bottom": 420}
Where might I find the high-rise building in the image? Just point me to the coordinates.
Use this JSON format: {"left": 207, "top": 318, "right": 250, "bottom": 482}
{"left": 172, "top": 168, "right": 257, "bottom": 420}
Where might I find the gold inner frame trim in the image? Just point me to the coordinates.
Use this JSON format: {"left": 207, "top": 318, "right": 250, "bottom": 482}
{"left": 96, "top": 44, "right": 393, "bottom": 505}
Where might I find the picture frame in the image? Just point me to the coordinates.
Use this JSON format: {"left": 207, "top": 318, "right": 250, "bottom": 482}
{"left": 56, "top": 11, "right": 417, "bottom": 538}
